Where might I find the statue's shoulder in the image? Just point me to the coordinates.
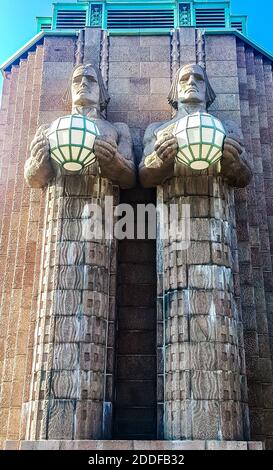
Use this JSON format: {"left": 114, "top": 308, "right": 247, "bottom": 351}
{"left": 144, "top": 120, "right": 173, "bottom": 138}
{"left": 113, "top": 121, "right": 131, "bottom": 136}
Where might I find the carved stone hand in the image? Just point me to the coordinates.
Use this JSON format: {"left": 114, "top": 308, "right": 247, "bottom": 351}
{"left": 220, "top": 136, "right": 252, "bottom": 187}
{"left": 222, "top": 137, "right": 243, "bottom": 165}
{"left": 94, "top": 136, "right": 118, "bottom": 165}
{"left": 30, "top": 125, "right": 50, "bottom": 164}
{"left": 154, "top": 133, "right": 178, "bottom": 166}
{"left": 24, "top": 125, "right": 55, "bottom": 188}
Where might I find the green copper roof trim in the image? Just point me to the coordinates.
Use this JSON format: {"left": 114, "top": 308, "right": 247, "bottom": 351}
{"left": 108, "top": 29, "right": 171, "bottom": 35}
{"left": 36, "top": 17, "right": 52, "bottom": 33}
{"left": 52, "top": 2, "right": 90, "bottom": 30}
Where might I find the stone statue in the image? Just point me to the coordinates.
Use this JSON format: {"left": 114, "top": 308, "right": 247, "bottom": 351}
{"left": 24, "top": 63, "right": 136, "bottom": 189}
{"left": 139, "top": 63, "right": 252, "bottom": 188}
{"left": 139, "top": 64, "right": 253, "bottom": 441}
{"left": 23, "top": 65, "right": 136, "bottom": 440}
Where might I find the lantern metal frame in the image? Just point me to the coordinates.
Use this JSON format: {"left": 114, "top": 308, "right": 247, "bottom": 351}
{"left": 47, "top": 114, "right": 99, "bottom": 172}
{"left": 174, "top": 112, "right": 226, "bottom": 171}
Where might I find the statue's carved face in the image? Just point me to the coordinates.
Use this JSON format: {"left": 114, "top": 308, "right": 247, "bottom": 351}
{"left": 72, "top": 66, "right": 100, "bottom": 107}
{"left": 178, "top": 65, "right": 206, "bottom": 105}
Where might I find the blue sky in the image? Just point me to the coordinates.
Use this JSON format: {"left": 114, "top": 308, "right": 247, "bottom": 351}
{"left": 0, "top": 0, "right": 273, "bottom": 93}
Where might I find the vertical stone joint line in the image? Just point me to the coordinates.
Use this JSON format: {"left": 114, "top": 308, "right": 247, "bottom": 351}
{"left": 196, "top": 29, "right": 206, "bottom": 69}
{"left": 100, "top": 30, "right": 109, "bottom": 89}
{"left": 171, "top": 29, "right": 180, "bottom": 82}
{"left": 75, "top": 30, "right": 85, "bottom": 66}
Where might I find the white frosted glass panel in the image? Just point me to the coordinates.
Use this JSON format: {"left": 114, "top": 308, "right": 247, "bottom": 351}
{"left": 63, "top": 162, "right": 82, "bottom": 172}
{"left": 61, "top": 146, "right": 70, "bottom": 160}
{"left": 180, "top": 147, "right": 194, "bottom": 161}
{"left": 85, "top": 120, "right": 96, "bottom": 133}
{"left": 201, "top": 144, "right": 212, "bottom": 159}
{"left": 84, "top": 133, "right": 96, "bottom": 148}
{"left": 214, "top": 130, "right": 225, "bottom": 147}
{"left": 84, "top": 153, "right": 96, "bottom": 165}
{"left": 57, "top": 129, "right": 70, "bottom": 146}
{"left": 174, "top": 117, "right": 187, "bottom": 134}
{"left": 202, "top": 127, "right": 214, "bottom": 142}
{"left": 187, "top": 128, "right": 200, "bottom": 144}
{"left": 177, "top": 152, "right": 188, "bottom": 165}
{"left": 190, "top": 144, "right": 200, "bottom": 159}
{"left": 51, "top": 148, "right": 64, "bottom": 163}
{"left": 209, "top": 151, "right": 222, "bottom": 163}
{"left": 71, "top": 146, "right": 80, "bottom": 160}
{"left": 188, "top": 114, "right": 200, "bottom": 128}
{"left": 58, "top": 117, "right": 71, "bottom": 130}
{"left": 79, "top": 148, "right": 91, "bottom": 162}
{"left": 72, "top": 116, "right": 84, "bottom": 128}
{"left": 191, "top": 160, "right": 209, "bottom": 170}
{"left": 201, "top": 115, "right": 213, "bottom": 126}
{"left": 215, "top": 119, "right": 225, "bottom": 132}
{"left": 208, "top": 146, "right": 220, "bottom": 159}
{"left": 48, "top": 133, "right": 58, "bottom": 149}
{"left": 51, "top": 153, "right": 61, "bottom": 164}
{"left": 49, "top": 119, "right": 59, "bottom": 132}
{"left": 71, "top": 129, "right": 84, "bottom": 145}
{"left": 176, "top": 130, "right": 188, "bottom": 147}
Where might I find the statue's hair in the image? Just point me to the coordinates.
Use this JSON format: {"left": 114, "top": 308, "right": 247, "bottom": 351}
{"left": 168, "top": 64, "right": 216, "bottom": 110}
{"left": 62, "top": 63, "right": 110, "bottom": 112}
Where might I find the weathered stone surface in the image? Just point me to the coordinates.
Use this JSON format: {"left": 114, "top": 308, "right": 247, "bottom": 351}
{"left": 11, "top": 439, "right": 262, "bottom": 450}
{"left": 43, "top": 37, "right": 76, "bottom": 63}
{"left": 207, "top": 441, "right": 248, "bottom": 450}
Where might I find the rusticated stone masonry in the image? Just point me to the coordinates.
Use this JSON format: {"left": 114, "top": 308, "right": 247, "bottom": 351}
{"left": 25, "top": 173, "right": 118, "bottom": 440}
{"left": 160, "top": 168, "right": 248, "bottom": 440}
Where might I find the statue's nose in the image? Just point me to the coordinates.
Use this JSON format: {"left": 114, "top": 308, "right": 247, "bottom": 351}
{"left": 81, "top": 77, "right": 89, "bottom": 86}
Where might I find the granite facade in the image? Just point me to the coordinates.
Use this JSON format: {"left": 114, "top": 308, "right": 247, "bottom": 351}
{"left": 0, "top": 28, "right": 272, "bottom": 448}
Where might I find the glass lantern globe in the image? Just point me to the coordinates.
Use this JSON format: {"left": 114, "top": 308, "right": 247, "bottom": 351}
{"left": 173, "top": 112, "right": 226, "bottom": 171}
{"left": 46, "top": 114, "right": 100, "bottom": 172}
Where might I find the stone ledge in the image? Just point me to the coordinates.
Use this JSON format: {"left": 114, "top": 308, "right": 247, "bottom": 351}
{"left": 3, "top": 440, "right": 264, "bottom": 451}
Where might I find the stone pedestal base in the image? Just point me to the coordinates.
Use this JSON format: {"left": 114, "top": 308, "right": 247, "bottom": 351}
{"left": 4, "top": 440, "right": 264, "bottom": 450}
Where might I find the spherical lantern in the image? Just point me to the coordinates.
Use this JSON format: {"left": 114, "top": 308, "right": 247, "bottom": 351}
{"left": 46, "top": 114, "right": 100, "bottom": 172}
{"left": 173, "top": 112, "right": 226, "bottom": 171}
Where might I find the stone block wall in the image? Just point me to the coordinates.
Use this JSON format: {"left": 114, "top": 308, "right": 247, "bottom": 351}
{"left": 0, "top": 36, "right": 77, "bottom": 447}
{"left": 235, "top": 40, "right": 273, "bottom": 449}
{"left": 107, "top": 35, "right": 172, "bottom": 166}
{"left": 0, "top": 46, "right": 47, "bottom": 447}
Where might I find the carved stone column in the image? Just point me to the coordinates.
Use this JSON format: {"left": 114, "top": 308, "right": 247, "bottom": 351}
{"left": 26, "top": 170, "right": 117, "bottom": 440}
{"left": 160, "top": 165, "right": 248, "bottom": 440}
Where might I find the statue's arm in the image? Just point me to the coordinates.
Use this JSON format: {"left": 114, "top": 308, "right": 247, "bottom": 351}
{"left": 220, "top": 121, "right": 253, "bottom": 188}
{"left": 95, "top": 123, "right": 136, "bottom": 189}
{"left": 24, "top": 125, "right": 55, "bottom": 188}
{"left": 139, "top": 123, "right": 175, "bottom": 188}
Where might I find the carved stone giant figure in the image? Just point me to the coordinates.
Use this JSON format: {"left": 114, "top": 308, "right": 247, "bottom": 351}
{"left": 139, "top": 64, "right": 253, "bottom": 441}
{"left": 23, "top": 64, "right": 135, "bottom": 441}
